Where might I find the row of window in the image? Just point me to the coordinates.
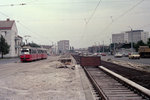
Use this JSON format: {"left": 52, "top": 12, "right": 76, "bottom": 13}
{"left": 21, "top": 49, "right": 47, "bottom": 54}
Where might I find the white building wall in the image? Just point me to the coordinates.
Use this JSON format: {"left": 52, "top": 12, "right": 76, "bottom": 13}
{"left": 9, "top": 23, "right": 18, "bottom": 57}
{"left": 112, "top": 33, "right": 124, "bottom": 43}
{"left": 128, "top": 31, "right": 141, "bottom": 43}
{"left": 57, "top": 40, "right": 70, "bottom": 54}
{"left": 124, "top": 32, "right": 128, "bottom": 43}
{"left": 112, "top": 30, "right": 149, "bottom": 44}
{"left": 0, "top": 22, "right": 19, "bottom": 57}
{"left": 141, "top": 32, "right": 149, "bottom": 43}
{"left": 126, "top": 31, "right": 149, "bottom": 43}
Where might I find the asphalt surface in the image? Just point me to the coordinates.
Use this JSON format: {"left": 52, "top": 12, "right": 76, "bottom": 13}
{"left": 101, "top": 55, "right": 150, "bottom": 65}
{"left": 0, "top": 58, "right": 20, "bottom": 65}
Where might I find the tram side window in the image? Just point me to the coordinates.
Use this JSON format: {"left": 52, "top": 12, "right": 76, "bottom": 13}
{"left": 31, "top": 49, "right": 33, "bottom": 54}
{"left": 38, "top": 50, "right": 41, "bottom": 54}
{"left": 31, "top": 49, "right": 36, "bottom": 54}
{"left": 29, "top": 49, "right": 32, "bottom": 54}
{"left": 34, "top": 50, "right": 37, "bottom": 54}
{"left": 44, "top": 50, "right": 47, "bottom": 54}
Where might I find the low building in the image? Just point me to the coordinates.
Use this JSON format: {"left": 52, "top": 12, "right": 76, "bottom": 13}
{"left": 0, "top": 19, "right": 22, "bottom": 57}
{"left": 40, "top": 45, "right": 53, "bottom": 55}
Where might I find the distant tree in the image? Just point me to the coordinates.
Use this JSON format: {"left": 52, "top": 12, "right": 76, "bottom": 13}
{"left": 121, "top": 43, "right": 131, "bottom": 49}
{"left": 0, "top": 35, "right": 10, "bottom": 58}
{"left": 147, "top": 38, "right": 150, "bottom": 48}
{"left": 28, "top": 43, "right": 40, "bottom": 48}
{"left": 69, "top": 46, "right": 75, "bottom": 53}
{"left": 134, "top": 40, "right": 146, "bottom": 52}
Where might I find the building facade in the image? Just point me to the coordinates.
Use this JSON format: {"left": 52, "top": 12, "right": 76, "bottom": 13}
{"left": 112, "top": 30, "right": 149, "bottom": 44}
{"left": 57, "top": 40, "right": 70, "bottom": 54}
{"left": 112, "top": 33, "right": 124, "bottom": 43}
{"left": 0, "top": 19, "right": 22, "bottom": 57}
{"left": 40, "top": 45, "right": 53, "bottom": 55}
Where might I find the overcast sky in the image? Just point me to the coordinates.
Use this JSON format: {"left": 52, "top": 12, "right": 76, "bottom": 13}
{"left": 0, "top": 0, "right": 150, "bottom": 48}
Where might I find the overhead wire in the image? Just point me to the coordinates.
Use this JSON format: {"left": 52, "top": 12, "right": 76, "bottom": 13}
{"left": 76, "top": 0, "right": 102, "bottom": 47}
{"left": 114, "top": 0, "right": 145, "bottom": 22}
{"left": 136, "top": 23, "right": 150, "bottom": 29}
{"left": 16, "top": 21, "right": 51, "bottom": 44}
{"left": 0, "top": 10, "right": 45, "bottom": 44}
{"left": 25, "top": 1, "right": 100, "bottom": 5}
{"left": 86, "top": 0, "right": 102, "bottom": 25}
{"left": 0, "top": 0, "right": 39, "bottom": 7}
{"left": 25, "top": 0, "right": 39, "bottom": 4}
{"left": 0, "top": 0, "right": 147, "bottom": 47}
{"left": 0, "top": 3, "right": 26, "bottom": 7}
{"left": 100, "top": 0, "right": 145, "bottom": 34}
{"left": 0, "top": 11, "right": 10, "bottom": 17}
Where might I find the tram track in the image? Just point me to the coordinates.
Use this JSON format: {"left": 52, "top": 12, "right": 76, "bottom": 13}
{"left": 101, "top": 60, "right": 150, "bottom": 89}
{"left": 83, "top": 66, "right": 150, "bottom": 100}
{"left": 72, "top": 54, "right": 150, "bottom": 99}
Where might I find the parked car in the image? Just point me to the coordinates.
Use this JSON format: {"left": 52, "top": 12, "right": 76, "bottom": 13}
{"left": 128, "top": 52, "right": 140, "bottom": 59}
{"left": 122, "top": 53, "right": 129, "bottom": 57}
{"left": 114, "top": 53, "right": 123, "bottom": 58}
{"left": 100, "top": 53, "right": 106, "bottom": 56}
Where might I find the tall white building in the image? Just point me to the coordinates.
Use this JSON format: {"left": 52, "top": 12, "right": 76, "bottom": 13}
{"left": 57, "top": 40, "right": 70, "bottom": 54}
{"left": 0, "top": 19, "right": 22, "bottom": 57}
{"left": 112, "top": 33, "right": 124, "bottom": 43}
{"left": 112, "top": 30, "right": 149, "bottom": 44}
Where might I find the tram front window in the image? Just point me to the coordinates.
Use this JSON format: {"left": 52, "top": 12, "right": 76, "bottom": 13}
{"left": 21, "top": 50, "right": 30, "bottom": 54}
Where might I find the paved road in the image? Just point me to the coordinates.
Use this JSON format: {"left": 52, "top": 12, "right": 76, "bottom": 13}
{"left": 101, "top": 55, "right": 150, "bottom": 65}
{"left": 0, "top": 58, "right": 20, "bottom": 65}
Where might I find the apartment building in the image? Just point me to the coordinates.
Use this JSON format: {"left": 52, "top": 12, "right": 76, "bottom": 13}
{"left": 112, "top": 33, "right": 124, "bottom": 43}
{"left": 112, "top": 30, "right": 149, "bottom": 44}
{"left": 57, "top": 40, "right": 70, "bottom": 54}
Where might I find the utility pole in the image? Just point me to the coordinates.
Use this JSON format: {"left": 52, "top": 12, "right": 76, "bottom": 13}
{"left": 114, "top": 43, "right": 116, "bottom": 55}
{"left": 103, "top": 41, "right": 104, "bottom": 52}
{"left": 94, "top": 42, "right": 97, "bottom": 53}
{"left": 131, "top": 29, "right": 133, "bottom": 52}
{"left": 129, "top": 26, "right": 133, "bottom": 52}
{"left": 98, "top": 42, "right": 100, "bottom": 53}
{"left": 110, "top": 38, "right": 111, "bottom": 52}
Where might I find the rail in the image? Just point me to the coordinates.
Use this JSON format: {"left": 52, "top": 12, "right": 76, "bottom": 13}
{"left": 99, "top": 66, "right": 150, "bottom": 98}
{"left": 84, "top": 66, "right": 150, "bottom": 100}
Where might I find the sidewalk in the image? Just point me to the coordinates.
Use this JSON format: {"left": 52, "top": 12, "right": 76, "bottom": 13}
{"left": 0, "top": 57, "right": 19, "bottom": 65}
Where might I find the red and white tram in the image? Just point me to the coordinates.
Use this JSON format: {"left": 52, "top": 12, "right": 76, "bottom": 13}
{"left": 20, "top": 47, "right": 47, "bottom": 62}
